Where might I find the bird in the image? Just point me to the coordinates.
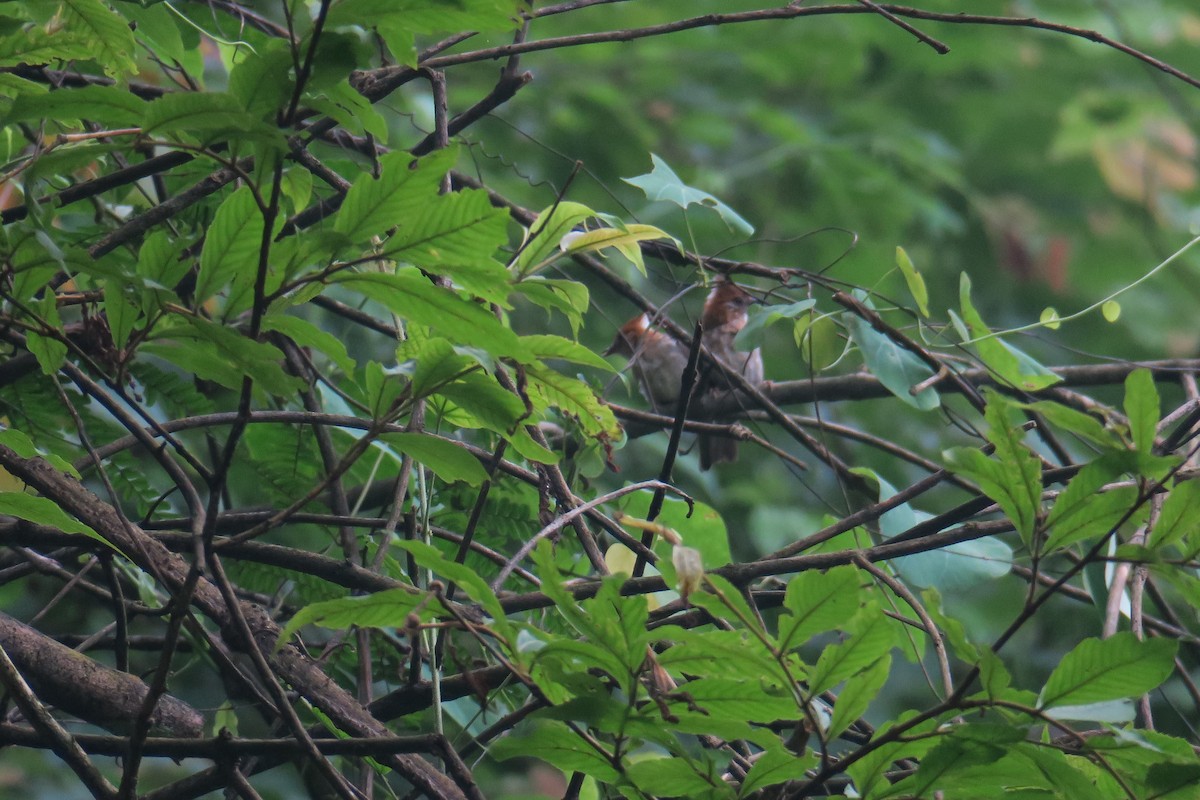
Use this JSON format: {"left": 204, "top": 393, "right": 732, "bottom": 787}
{"left": 604, "top": 313, "right": 690, "bottom": 414}
{"left": 698, "top": 278, "right": 762, "bottom": 468}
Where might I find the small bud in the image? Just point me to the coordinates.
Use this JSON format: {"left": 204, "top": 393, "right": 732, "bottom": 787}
{"left": 672, "top": 545, "right": 704, "bottom": 601}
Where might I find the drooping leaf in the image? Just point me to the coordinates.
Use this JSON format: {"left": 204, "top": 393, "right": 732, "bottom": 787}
{"left": 734, "top": 300, "right": 817, "bottom": 351}
{"left": 1039, "top": 633, "right": 1177, "bottom": 710}
{"left": 276, "top": 587, "right": 427, "bottom": 647}
{"left": 895, "top": 246, "right": 930, "bottom": 317}
{"left": 379, "top": 432, "right": 487, "bottom": 486}
{"left": 1123, "top": 368, "right": 1159, "bottom": 454}
{"left": 6, "top": 84, "right": 146, "bottom": 126}
{"left": 513, "top": 201, "right": 595, "bottom": 275}
{"left": 0, "top": 492, "right": 117, "bottom": 554}
{"left": 828, "top": 653, "right": 891, "bottom": 739}
{"left": 846, "top": 313, "right": 939, "bottom": 410}
{"left": 960, "top": 273, "right": 1061, "bottom": 391}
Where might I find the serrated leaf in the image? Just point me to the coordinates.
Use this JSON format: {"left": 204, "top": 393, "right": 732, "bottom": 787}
{"left": 384, "top": 189, "right": 509, "bottom": 269}
{"left": 142, "top": 92, "right": 264, "bottom": 136}
{"left": 626, "top": 756, "right": 733, "bottom": 798}
{"left": 197, "top": 186, "right": 264, "bottom": 303}
{"left": 520, "top": 334, "right": 614, "bottom": 371}
{"left": 277, "top": 587, "right": 426, "bottom": 647}
{"left": 1045, "top": 455, "right": 1139, "bottom": 552}
{"left": 103, "top": 283, "right": 138, "bottom": 351}
{"left": 325, "top": 0, "right": 524, "bottom": 34}
{"left": 623, "top": 153, "right": 754, "bottom": 235}
{"left": 261, "top": 314, "right": 355, "bottom": 375}
{"left": 229, "top": 45, "right": 294, "bottom": 116}
{"left": 895, "top": 246, "right": 930, "bottom": 317}
{"left": 332, "top": 270, "right": 530, "bottom": 362}
{"left": 379, "top": 432, "right": 487, "bottom": 486}
{"left": 525, "top": 364, "right": 619, "bottom": 437}
{"left": 1123, "top": 368, "right": 1158, "bottom": 454}
{"left": 144, "top": 317, "right": 303, "bottom": 396}
{"left": 777, "top": 565, "right": 864, "bottom": 651}
{"left": 739, "top": 743, "right": 815, "bottom": 795}
{"left": 846, "top": 314, "right": 939, "bottom": 410}
{"left": 334, "top": 149, "right": 454, "bottom": 244}
{"left": 1038, "top": 633, "right": 1176, "bottom": 709}
{"left": 488, "top": 721, "right": 620, "bottom": 781}
{"left": 828, "top": 652, "right": 890, "bottom": 739}
{"left": 60, "top": 0, "right": 137, "bottom": 77}
{"left": 809, "top": 608, "right": 896, "bottom": 694}
{"left": 1155, "top": 479, "right": 1200, "bottom": 551}
{"left": 6, "top": 84, "right": 145, "bottom": 126}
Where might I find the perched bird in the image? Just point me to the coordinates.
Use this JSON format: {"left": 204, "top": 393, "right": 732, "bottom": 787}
{"left": 699, "top": 279, "right": 763, "bottom": 468}
{"left": 604, "top": 313, "right": 690, "bottom": 413}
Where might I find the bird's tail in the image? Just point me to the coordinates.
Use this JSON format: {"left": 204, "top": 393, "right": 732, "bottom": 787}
{"left": 699, "top": 435, "right": 737, "bottom": 470}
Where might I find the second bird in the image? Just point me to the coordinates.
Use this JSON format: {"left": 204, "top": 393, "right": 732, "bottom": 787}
{"left": 699, "top": 279, "right": 763, "bottom": 469}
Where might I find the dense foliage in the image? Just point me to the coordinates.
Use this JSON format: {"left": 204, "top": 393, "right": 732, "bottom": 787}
{"left": 1, "top": 1, "right": 1199, "bottom": 798}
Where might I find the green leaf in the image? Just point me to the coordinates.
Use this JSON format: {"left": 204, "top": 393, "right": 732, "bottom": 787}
{"left": 197, "top": 186, "right": 265, "bottom": 304}
{"left": 308, "top": 79, "right": 389, "bottom": 140}
{"left": 331, "top": 270, "right": 530, "bottom": 362}
{"left": 524, "top": 363, "right": 620, "bottom": 437}
{"left": 392, "top": 540, "right": 508, "bottom": 632}
{"left": 228, "top": 45, "right": 294, "bottom": 116}
{"left": 1038, "top": 633, "right": 1177, "bottom": 709}
{"left": 0, "top": 492, "right": 117, "bottom": 554}
{"left": 739, "top": 743, "right": 815, "bottom": 795}
{"left": 60, "top": 0, "right": 137, "bottom": 77}
{"left": 944, "top": 391, "right": 1042, "bottom": 545}
{"left": 325, "top": 0, "right": 524, "bottom": 34}
{"left": 828, "top": 652, "right": 890, "bottom": 739}
{"left": 734, "top": 300, "right": 817, "bottom": 351}
{"left": 103, "top": 283, "right": 138, "bottom": 352}
{"left": 0, "top": 429, "right": 79, "bottom": 478}
{"left": 383, "top": 189, "right": 509, "bottom": 268}
{"left": 960, "top": 273, "right": 1061, "bottom": 391}
{"left": 379, "top": 433, "right": 487, "bottom": 486}
{"left": 777, "top": 565, "right": 864, "bottom": 651}
{"left": 143, "top": 317, "right": 303, "bottom": 396}
{"left": 1154, "top": 479, "right": 1200, "bottom": 551}
{"left": 1123, "top": 368, "right": 1159, "bottom": 453}
{"left": 261, "top": 314, "right": 355, "bottom": 375}
{"left": 520, "top": 334, "right": 614, "bottom": 372}
{"left": 559, "top": 223, "right": 676, "bottom": 276}
{"left": 142, "top": 92, "right": 265, "bottom": 137}
{"left": 809, "top": 605, "right": 896, "bottom": 694}
{"left": 6, "top": 85, "right": 145, "bottom": 126}
{"left": 488, "top": 721, "right": 620, "bottom": 782}
{"left": 895, "top": 246, "right": 930, "bottom": 317}
{"left": 277, "top": 587, "right": 426, "bottom": 647}
{"left": 334, "top": 149, "right": 454, "bottom": 244}
{"left": 623, "top": 153, "right": 754, "bottom": 235}
{"left": 513, "top": 201, "right": 595, "bottom": 274}
{"left": 845, "top": 313, "right": 939, "bottom": 410}
{"left": 1102, "top": 299, "right": 1121, "bottom": 322}
{"left": 627, "top": 755, "right": 734, "bottom": 798}
{"left": 675, "top": 677, "right": 793, "bottom": 723}
{"left": 1018, "top": 399, "right": 1121, "bottom": 449}
{"left": 1044, "top": 455, "right": 1140, "bottom": 552}
{"left": 513, "top": 277, "right": 590, "bottom": 335}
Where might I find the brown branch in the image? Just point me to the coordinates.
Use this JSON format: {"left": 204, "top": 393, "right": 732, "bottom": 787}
{"left": 413, "top": 4, "right": 1200, "bottom": 91}
{"left": 0, "top": 445, "right": 468, "bottom": 800}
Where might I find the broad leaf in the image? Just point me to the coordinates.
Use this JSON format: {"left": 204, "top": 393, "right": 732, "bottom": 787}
{"left": 1039, "top": 633, "right": 1176, "bottom": 710}
{"left": 623, "top": 153, "right": 754, "bottom": 235}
